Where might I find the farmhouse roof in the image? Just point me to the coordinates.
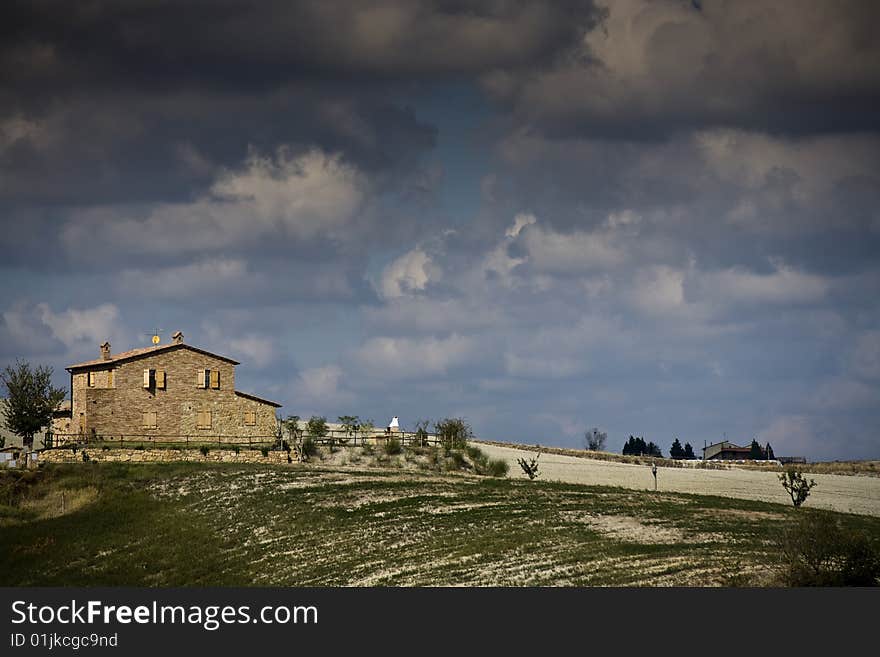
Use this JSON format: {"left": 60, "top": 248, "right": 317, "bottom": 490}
{"left": 66, "top": 343, "right": 239, "bottom": 371}
{"left": 234, "top": 390, "right": 282, "bottom": 408}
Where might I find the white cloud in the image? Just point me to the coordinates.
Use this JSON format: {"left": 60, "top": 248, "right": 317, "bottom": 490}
{"left": 696, "top": 129, "right": 880, "bottom": 207}
{"left": 199, "top": 324, "right": 276, "bottom": 368}
{"left": 117, "top": 259, "right": 249, "bottom": 299}
{"left": 519, "top": 223, "right": 625, "bottom": 273}
{"left": 629, "top": 266, "right": 686, "bottom": 316}
{"left": 379, "top": 248, "right": 438, "bottom": 299}
{"left": 294, "top": 364, "right": 342, "bottom": 399}
{"left": 63, "top": 147, "right": 369, "bottom": 256}
{"left": 36, "top": 302, "right": 122, "bottom": 350}
{"left": 696, "top": 261, "right": 829, "bottom": 305}
{"left": 505, "top": 212, "right": 537, "bottom": 238}
{"left": 224, "top": 336, "right": 275, "bottom": 368}
{"left": 354, "top": 334, "right": 476, "bottom": 380}
{"left": 504, "top": 352, "right": 582, "bottom": 379}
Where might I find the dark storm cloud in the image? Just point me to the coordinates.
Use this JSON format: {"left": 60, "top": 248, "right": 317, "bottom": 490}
{"left": 484, "top": 0, "right": 880, "bottom": 139}
{"left": 2, "top": 0, "right": 879, "bottom": 461}
{"left": 0, "top": 0, "right": 596, "bottom": 99}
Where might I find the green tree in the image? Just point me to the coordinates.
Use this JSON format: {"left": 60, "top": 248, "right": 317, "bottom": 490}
{"left": 434, "top": 417, "right": 472, "bottom": 450}
{"left": 749, "top": 439, "right": 764, "bottom": 459}
{"left": 306, "top": 416, "right": 329, "bottom": 439}
{"left": 283, "top": 415, "right": 301, "bottom": 442}
{"left": 683, "top": 442, "right": 696, "bottom": 459}
{"left": 1, "top": 360, "right": 66, "bottom": 450}
{"left": 670, "top": 438, "right": 684, "bottom": 459}
{"left": 765, "top": 442, "right": 775, "bottom": 460}
{"left": 338, "top": 415, "right": 360, "bottom": 443}
{"left": 780, "top": 469, "right": 817, "bottom": 508}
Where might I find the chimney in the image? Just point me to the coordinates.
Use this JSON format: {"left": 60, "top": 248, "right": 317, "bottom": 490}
{"left": 172, "top": 331, "right": 184, "bottom": 345}
{"left": 100, "top": 342, "right": 111, "bottom": 360}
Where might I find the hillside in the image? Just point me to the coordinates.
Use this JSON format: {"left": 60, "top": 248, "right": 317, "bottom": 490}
{"left": 3, "top": 460, "right": 879, "bottom": 586}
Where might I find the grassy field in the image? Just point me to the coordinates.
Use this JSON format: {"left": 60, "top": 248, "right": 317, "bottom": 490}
{"left": 2, "top": 460, "right": 879, "bottom": 587}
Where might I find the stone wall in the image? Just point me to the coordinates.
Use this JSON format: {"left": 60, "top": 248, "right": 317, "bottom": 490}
{"left": 70, "top": 347, "right": 278, "bottom": 439}
{"left": 39, "top": 448, "right": 292, "bottom": 465}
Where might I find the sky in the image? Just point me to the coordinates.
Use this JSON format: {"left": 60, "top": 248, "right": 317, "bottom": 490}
{"left": 1, "top": 0, "right": 879, "bottom": 460}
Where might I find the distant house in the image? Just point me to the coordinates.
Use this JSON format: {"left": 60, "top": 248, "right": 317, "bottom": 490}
{"left": 702, "top": 441, "right": 753, "bottom": 461}
{"left": 0, "top": 447, "right": 23, "bottom": 468}
{"left": 55, "top": 331, "right": 281, "bottom": 442}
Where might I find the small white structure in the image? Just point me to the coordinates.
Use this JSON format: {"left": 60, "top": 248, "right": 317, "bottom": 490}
{"left": 387, "top": 416, "right": 400, "bottom": 432}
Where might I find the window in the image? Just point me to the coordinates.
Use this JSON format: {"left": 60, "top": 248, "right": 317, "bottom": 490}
{"left": 197, "top": 369, "right": 207, "bottom": 389}
{"left": 107, "top": 370, "right": 114, "bottom": 388}
{"left": 155, "top": 370, "right": 166, "bottom": 389}
{"left": 197, "top": 410, "right": 212, "bottom": 429}
{"left": 142, "top": 411, "right": 157, "bottom": 429}
{"left": 244, "top": 411, "right": 256, "bottom": 426}
{"left": 143, "top": 369, "right": 153, "bottom": 389}
{"left": 210, "top": 369, "right": 220, "bottom": 389}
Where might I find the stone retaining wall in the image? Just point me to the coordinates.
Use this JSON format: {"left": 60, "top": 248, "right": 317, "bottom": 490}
{"left": 38, "top": 448, "right": 293, "bottom": 465}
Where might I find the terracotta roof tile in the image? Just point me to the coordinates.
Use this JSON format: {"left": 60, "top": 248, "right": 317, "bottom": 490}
{"left": 66, "top": 343, "right": 239, "bottom": 370}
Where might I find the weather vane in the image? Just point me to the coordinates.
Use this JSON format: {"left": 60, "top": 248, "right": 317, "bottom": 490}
{"left": 144, "top": 328, "right": 164, "bottom": 345}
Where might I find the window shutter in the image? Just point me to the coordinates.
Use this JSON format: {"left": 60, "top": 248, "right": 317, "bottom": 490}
{"left": 88, "top": 372, "right": 95, "bottom": 387}
{"left": 142, "top": 411, "right": 157, "bottom": 428}
{"left": 143, "top": 369, "right": 151, "bottom": 388}
{"left": 210, "top": 370, "right": 220, "bottom": 389}
{"left": 107, "top": 370, "right": 114, "bottom": 388}
{"left": 197, "top": 369, "right": 206, "bottom": 388}
{"left": 244, "top": 411, "right": 256, "bottom": 426}
{"left": 156, "top": 370, "right": 166, "bottom": 389}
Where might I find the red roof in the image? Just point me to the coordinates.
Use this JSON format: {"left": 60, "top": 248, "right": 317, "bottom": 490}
{"left": 234, "top": 390, "right": 282, "bottom": 408}
{"left": 66, "top": 343, "right": 239, "bottom": 370}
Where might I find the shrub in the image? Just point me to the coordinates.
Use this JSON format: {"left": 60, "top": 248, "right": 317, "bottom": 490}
{"left": 446, "top": 450, "right": 467, "bottom": 471}
{"left": 301, "top": 437, "right": 318, "bottom": 459}
{"left": 199, "top": 445, "right": 210, "bottom": 457}
{"left": 102, "top": 445, "right": 110, "bottom": 451}
{"left": 231, "top": 445, "right": 240, "bottom": 454}
{"left": 779, "top": 469, "right": 817, "bottom": 507}
{"left": 135, "top": 445, "right": 145, "bottom": 451}
{"left": 81, "top": 451, "right": 90, "bottom": 462}
{"left": 487, "top": 458, "right": 509, "bottom": 477}
{"left": 384, "top": 436, "right": 402, "bottom": 455}
{"left": 413, "top": 420, "right": 431, "bottom": 447}
{"left": 260, "top": 447, "right": 269, "bottom": 458}
{"left": 775, "top": 511, "right": 880, "bottom": 586}
{"left": 434, "top": 417, "right": 472, "bottom": 450}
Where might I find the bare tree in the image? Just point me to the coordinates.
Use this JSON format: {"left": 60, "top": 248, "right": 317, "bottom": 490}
{"left": 585, "top": 427, "right": 607, "bottom": 451}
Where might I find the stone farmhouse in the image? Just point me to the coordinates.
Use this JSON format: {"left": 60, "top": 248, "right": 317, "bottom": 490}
{"left": 56, "top": 332, "right": 281, "bottom": 442}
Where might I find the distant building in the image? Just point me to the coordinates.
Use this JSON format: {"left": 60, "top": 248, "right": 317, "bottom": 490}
{"left": 0, "top": 399, "right": 21, "bottom": 448}
{"left": 702, "top": 440, "right": 753, "bottom": 461}
{"left": 55, "top": 332, "right": 281, "bottom": 442}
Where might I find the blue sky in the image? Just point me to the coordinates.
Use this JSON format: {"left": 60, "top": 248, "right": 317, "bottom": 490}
{"left": 1, "top": 1, "right": 879, "bottom": 460}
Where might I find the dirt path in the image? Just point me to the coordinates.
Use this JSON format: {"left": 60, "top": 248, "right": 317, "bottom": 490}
{"left": 476, "top": 442, "right": 880, "bottom": 517}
